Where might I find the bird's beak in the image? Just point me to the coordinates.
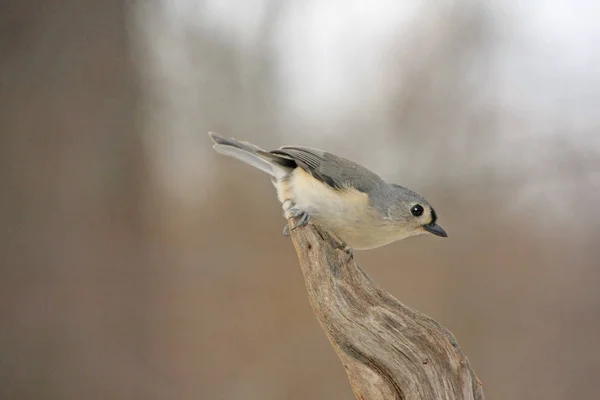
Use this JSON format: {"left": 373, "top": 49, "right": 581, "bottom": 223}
{"left": 424, "top": 223, "right": 448, "bottom": 238}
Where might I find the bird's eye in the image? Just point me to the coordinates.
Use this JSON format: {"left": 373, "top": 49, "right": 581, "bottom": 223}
{"left": 411, "top": 204, "right": 424, "bottom": 217}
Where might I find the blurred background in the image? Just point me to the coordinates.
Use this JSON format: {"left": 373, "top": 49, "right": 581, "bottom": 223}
{"left": 2, "top": 0, "right": 600, "bottom": 399}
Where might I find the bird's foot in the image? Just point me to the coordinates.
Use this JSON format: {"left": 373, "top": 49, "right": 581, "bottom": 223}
{"left": 338, "top": 241, "right": 354, "bottom": 261}
{"left": 282, "top": 201, "right": 311, "bottom": 235}
{"left": 290, "top": 209, "right": 311, "bottom": 230}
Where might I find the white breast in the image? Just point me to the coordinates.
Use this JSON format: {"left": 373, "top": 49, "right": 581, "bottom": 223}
{"left": 275, "top": 168, "right": 413, "bottom": 249}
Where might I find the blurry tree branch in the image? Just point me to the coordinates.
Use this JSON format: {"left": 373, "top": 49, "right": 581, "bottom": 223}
{"left": 288, "top": 221, "right": 485, "bottom": 400}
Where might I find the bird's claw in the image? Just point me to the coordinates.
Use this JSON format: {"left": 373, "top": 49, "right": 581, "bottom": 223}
{"left": 282, "top": 205, "right": 311, "bottom": 236}
{"left": 290, "top": 211, "right": 310, "bottom": 230}
{"left": 338, "top": 241, "right": 354, "bottom": 260}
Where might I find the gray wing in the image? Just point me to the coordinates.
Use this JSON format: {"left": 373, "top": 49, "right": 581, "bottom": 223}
{"left": 270, "top": 146, "right": 383, "bottom": 192}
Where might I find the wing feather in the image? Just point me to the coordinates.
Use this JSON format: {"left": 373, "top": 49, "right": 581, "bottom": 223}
{"left": 271, "top": 146, "right": 382, "bottom": 192}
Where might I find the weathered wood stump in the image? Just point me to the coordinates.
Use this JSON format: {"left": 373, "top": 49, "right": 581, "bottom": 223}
{"left": 288, "top": 221, "right": 485, "bottom": 400}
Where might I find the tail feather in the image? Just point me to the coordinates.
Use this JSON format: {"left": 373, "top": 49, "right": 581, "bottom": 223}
{"left": 209, "top": 132, "right": 295, "bottom": 178}
{"left": 209, "top": 132, "right": 266, "bottom": 153}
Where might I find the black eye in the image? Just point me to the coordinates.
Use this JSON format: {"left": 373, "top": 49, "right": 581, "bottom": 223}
{"left": 411, "top": 204, "right": 424, "bottom": 217}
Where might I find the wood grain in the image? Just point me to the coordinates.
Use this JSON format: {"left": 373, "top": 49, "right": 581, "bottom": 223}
{"left": 288, "top": 221, "right": 485, "bottom": 400}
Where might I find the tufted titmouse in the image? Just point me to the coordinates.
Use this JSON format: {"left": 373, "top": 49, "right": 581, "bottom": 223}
{"left": 209, "top": 132, "right": 447, "bottom": 252}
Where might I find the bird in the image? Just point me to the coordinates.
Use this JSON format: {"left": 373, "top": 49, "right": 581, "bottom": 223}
{"left": 209, "top": 132, "right": 447, "bottom": 254}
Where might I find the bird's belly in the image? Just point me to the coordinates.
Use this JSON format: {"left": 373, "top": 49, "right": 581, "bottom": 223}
{"left": 317, "top": 218, "right": 408, "bottom": 250}
{"left": 278, "top": 169, "right": 405, "bottom": 250}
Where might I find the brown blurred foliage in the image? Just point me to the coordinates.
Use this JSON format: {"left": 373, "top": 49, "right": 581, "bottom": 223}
{"left": 1, "top": 1, "right": 599, "bottom": 399}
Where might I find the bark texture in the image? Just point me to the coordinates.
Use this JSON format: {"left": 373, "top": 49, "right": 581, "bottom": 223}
{"left": 288, "top": 222, "right": 485, "bottom": 400}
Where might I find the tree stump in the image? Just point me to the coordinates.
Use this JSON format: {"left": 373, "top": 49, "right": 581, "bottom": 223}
{"left": 288, "top": 221, "right": 485, "bottom": 400}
